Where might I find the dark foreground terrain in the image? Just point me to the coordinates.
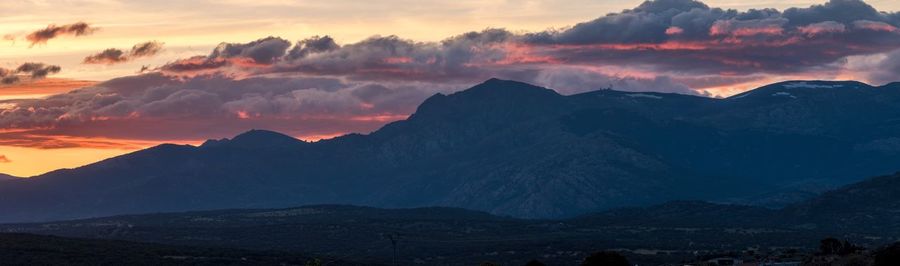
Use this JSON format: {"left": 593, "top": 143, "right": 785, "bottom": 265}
{"left": 0, "top": 233, "right": 366, "bottom": 266}
{"left": 5, "top": 172, "right": 900, "bottom": 265}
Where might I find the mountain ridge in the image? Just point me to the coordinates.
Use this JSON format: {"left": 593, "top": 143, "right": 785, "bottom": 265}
{"left": 3, "top": 78, "right": 900, "bottom": 222}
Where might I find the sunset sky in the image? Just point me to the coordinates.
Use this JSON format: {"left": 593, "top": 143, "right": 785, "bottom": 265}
{"left": 2, "top": 0, "right": 900, "bottom": 176}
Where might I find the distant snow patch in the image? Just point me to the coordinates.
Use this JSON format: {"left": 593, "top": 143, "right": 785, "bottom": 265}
{"left": 626, "top": 93, "right": 663, "bottom": 99}
{"left": 783, "top": 82, "right": 843, "bottom": 89}
{"left": 730, "top": 92, "right": 751, "bottom": 99}
{"left": 772, "top": 92, "right": 797, "bottom": 98}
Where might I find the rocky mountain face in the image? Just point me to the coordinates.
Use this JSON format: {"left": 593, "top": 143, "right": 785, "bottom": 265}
{"left": 2, "top": 78, "right": 900, "bottom": 222}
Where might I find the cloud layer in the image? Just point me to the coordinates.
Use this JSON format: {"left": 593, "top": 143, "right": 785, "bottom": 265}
{"left": 154, "top": 0, "right": 899, "bottom": 90}
{"left": 2, "top": 0, "right": 900, "bottom": 149}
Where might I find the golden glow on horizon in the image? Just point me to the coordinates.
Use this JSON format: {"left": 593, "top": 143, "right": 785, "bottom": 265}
{"left": 0, "top": 145, "right": 137, "bottom": 177}
{"left": 0, "top": 132, "right": 353, "bottom": 176}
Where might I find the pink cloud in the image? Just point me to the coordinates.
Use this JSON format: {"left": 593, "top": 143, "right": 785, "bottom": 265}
{"left": 798, "top": 21, "right": 847, "bottom": 37}
{"left": 853, "top": 20, "right": 899, "bottom": 32}
{"left": 665, "top": 27, "right": 684, "bottom": 35}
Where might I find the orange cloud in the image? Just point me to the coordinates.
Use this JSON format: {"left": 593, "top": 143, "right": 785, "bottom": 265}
{"left": 0, "top": 155, "right": 10, "bottom": 163}
{"left": 0, "top": 78, "right": 96, "bottom": 99}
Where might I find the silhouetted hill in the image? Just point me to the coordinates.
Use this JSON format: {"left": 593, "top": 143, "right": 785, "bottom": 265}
{"left": 3, "top": 79, "right": 900, "bottom": 222}
{"left": 0, "top": 173, "right": 19, "bottom": 181}
{"left": 783, "top": 172, "right": 900, "bottom": 234}
{"left": 201, "top": 129, "right": 308, "bottom": 149}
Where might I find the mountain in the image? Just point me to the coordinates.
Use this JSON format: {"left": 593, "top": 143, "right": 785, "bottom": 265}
{"left": 0, "top": 173, "right": 20, "bottom": 181}
{"left": 576, "top": 171, "right": 900, "bottom": 235}
{"left": 3, "top": 78, "right": 900, "bottom": 222}
{"left": 783, "top": 172, "right": 900, "bottom": 234}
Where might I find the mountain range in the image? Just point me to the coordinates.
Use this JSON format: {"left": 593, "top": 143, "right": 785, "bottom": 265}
{"left": 5, "top": 172, "right": 900, "bottom": 265}
{"left": 3, "top": 78, "right": 900, "bottom": 222}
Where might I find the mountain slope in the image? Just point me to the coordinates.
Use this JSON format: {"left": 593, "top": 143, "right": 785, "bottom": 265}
{"left": 782, "top": 172, "right": 900, "bottom": 234}
{"left": 0, "top": 173, "right": 19, "bottom": 181}
{"left": 3, "top": 79, "right": 900, "bottom": 222}
{"left": 8, "top": 171, "right": 900, "bottom": 265}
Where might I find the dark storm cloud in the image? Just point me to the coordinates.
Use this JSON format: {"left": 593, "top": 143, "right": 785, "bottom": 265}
{"left": 25, "top": 22, "right": 98, "bottom": 46}
{"left": 161, "top": 29, "right": 519, "bottom": 82}
{"left": 84, "top": 41, "right": 165, "bottom": 65}
{"left": 159, "top": 37, "right": 290, "bottom": 73}
{"left": 517, "top": 0, "right": 900, "bottom": 76}
{"left": 129, "top": 41, "right": 165, "bottom": 57}
{"left": 0, "top": 63, "right": 61, "bottom": 85}
{"left": 159, "top": 56, "right": 230, "bottom": 73}
{"left": 209, "top": 36, "right": 292, "bottom": 64}
{"left": 157, "top": 0, "right": 900, "bottom": 81}
{"left": 83, "top": 49, "right": 128, "bottom": 64}
{"left": 286, "top": 35, "right": 340, "bottom": 60}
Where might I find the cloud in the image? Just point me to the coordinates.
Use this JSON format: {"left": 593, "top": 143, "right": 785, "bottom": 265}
{"left": 25, "top": 22, "right": 98, "bottom": 46}
{"left": 129, "top": 41, "right": 165, "bottom": 57}
{"left": 160, "top": 29, "right": 519, "bottom": 82}
{"left": 0, "top": 63, "right": 61, "bottom": 85}
{"left": 83, "top": 49, "right": 127, "bottom": 64}
{"left": 154, "top": 0, "right": 900, "bottom": 83}
{"left": 286, "top": 35, "right": 340, "bottom": 60}
{"left": 845, "top": 48, "right": 900, "bottom": 85}
{"left": 84, "top": 41, "right": 164, "bottom": 65}
{"left": 853, "top": 20, "right": 899, "bottom": 32}
{"left": 210, "top": 36, "right": 291, "bottom": 64}
{"left": 159, "top": 37, "right": 289, "bottom": 74}
{"left": 519, "top": 0, "right": 900, "bottom": 76}
{"left": 0, "top": 74, "right": 440, "bottom": 145}
{"left": 0, "top": 155, "right": 9, "bottom": 163}
{"left": 798, "top": 21, "right": 847, "bottom": 36}
{"left": 4, "top": 0, "right": 900, "bottom": 149}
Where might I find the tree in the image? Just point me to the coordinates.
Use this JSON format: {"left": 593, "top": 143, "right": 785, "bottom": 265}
{"left": 819, "top": 237, "right": 861, "bottom": 256}
{"left": 304, "top": 258, "right": 322, "bottom": 266}
{"left": 582, "top": 251, "right": 630, "bottom": 266}
{"left": 874, "top": 243, "right": 900, "bottom": 266}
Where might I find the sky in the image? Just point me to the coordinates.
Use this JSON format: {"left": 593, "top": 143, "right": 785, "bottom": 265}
{"left": 1, "top": 0, "right": 900, "bottom": 176}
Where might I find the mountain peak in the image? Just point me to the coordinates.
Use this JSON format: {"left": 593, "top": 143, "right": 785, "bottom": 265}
{"left": 465, "top": 78, "right": 560, "bottom": 97}
{"left": 727, "top": 80, "right": 875, "bottom": 100}
{"left": 201, "top": 129, "right": 306, "bottom": 149}
{"left": 408, "top": 78, "right": 564, "bottom": 121}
